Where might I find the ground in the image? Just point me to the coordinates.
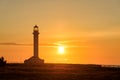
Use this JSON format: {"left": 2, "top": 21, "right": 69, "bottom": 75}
{"left": 0, "top": 63, "right": 120, "bottom": 80}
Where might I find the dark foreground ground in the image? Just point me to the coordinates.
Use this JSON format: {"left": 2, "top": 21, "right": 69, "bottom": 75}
{"left": 0, "top": 63, "right": 120, "bottom": 80}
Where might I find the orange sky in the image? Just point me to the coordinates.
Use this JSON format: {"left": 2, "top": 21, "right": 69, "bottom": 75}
{"left": 0, "top": 0, "right": 120, "bottom": 65}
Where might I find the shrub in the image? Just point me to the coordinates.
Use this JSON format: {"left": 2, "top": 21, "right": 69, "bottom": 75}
{"left": 0, "top": 56, "right": 6, "bottom": 66}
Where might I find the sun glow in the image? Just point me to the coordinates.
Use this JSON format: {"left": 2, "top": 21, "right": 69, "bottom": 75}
{"left": 58, "top": 46, "right": 65, "bottom": 54}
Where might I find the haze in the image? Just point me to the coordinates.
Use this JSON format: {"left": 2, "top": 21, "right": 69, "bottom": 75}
{"left": 0, "top": 0, "right": 120, "bottom": 65}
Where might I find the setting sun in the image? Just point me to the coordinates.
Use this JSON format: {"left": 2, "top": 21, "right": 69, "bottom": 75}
{"left": 58, "top": 46, "right": 65, "bottom": 54}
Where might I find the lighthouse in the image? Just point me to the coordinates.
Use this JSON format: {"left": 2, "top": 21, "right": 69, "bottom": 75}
{"left": 24, "top": 25, "right": 44, "bottom": 65}
{"left": 33, "top": 25, "right": 39, "bottom": 58}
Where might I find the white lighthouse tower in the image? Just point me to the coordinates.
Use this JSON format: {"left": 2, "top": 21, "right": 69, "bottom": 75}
{"left": 24, "top": 25, "right": 44, "bottom": 65}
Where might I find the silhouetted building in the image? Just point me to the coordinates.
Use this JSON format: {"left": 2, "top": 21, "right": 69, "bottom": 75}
{"left": 24, "top": 25, "right": 44, "bottom": 65}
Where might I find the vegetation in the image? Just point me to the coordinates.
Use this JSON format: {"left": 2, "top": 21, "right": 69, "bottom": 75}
{"left": 0, "top": 56, "right": 6, "bottom": 66}
{"left": 0, "top": 64, "right": 120, "bottom": 80}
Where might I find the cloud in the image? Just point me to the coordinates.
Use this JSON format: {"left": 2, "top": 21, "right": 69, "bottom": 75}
{"left": 0, "top": 40, "right": 88, "bottom": 48}
{"left": 0, "top": 42, "right": 32, "bottom": 46}
{"left": 40, "top": 43, "right": 57, "bottom": 47}
{"left": 0, "top": 42, "right": 56, "bottom": 47}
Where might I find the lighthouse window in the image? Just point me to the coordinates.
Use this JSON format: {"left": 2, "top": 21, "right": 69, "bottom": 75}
{"left": 34, "top": 28, "right": 38, "bottom": 31}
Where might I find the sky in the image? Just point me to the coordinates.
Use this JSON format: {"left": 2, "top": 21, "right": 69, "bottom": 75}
{"left": 0, "top": 0, "right": 120, "bottom": 65}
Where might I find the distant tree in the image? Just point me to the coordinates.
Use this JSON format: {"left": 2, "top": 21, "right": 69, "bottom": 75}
{"left": 0, "top": 56, "right": 6, "bottom": 66}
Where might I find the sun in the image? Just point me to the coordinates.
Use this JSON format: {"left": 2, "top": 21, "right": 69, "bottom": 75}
{"left": 58, "top": 45, "right": 65, "bottom": 54}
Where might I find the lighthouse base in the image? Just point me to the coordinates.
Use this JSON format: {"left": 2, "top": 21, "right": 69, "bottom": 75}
{"left": 24, "top": 56, "right": 44, "bottom": 65}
